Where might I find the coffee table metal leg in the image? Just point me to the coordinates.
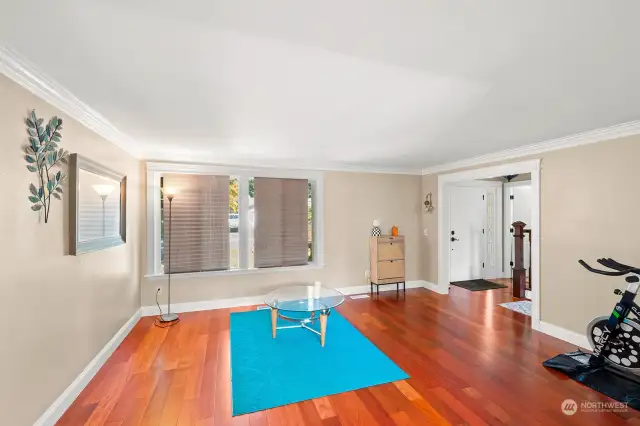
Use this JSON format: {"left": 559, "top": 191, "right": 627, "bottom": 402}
{"left": 320, "top": 312, "right": 328, "bottom": 347}
{"left": 271, "top": 308, "right": 278, "bottom": 338}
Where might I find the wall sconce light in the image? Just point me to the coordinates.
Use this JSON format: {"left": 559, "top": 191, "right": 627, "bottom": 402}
{"left": 424, "top": 192, "right": 434, "bottom": 213}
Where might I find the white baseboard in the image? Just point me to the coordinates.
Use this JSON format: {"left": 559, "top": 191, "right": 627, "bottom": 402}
{"left": 538, "top": 321, "right": 590, "bottom": 351}
{"left": 423, "top": 281, "right": 449, "bottom": 295}
{"left": 34, "top": 308, "right": 143, "bottom": 426}
{"left": 142, "top": 295, "right": 266, "bottom": 317}
{"left": 142, "top": 281, "right": 436, "bottom": 316}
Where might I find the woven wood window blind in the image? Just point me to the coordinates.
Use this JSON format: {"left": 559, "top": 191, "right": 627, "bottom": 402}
{"left": 163, "top": 174, "right": 230, "bottom": 274}
{"left": 254, "top": 178, "right": 308, "bottom": 268}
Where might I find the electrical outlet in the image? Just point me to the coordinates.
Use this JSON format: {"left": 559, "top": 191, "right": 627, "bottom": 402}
{"left": 156, "top": 286, "right": 162, "bottom": 295}
{"left": 364, "top": 269, "right": 370, "bottom": 279}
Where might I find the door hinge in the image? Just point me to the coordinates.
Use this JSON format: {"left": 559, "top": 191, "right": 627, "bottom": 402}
{"left": 510, "top": 195, "right": 514, "bottom": 200}
{"left": 482, "top": 228, "right": 485, "bottom": 234}
{"left": 482, "top": 262, "right": 485, "bottom": 268}
{"left": 482, "top": 194, "right": 485, "bottom": 200}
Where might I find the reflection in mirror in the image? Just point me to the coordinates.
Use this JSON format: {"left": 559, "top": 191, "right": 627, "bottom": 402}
{"left": 77, "top": 170, "right": 120, "bottom": 242}
{"left": 69, "top": 154, "right": 127, "bottom": 255}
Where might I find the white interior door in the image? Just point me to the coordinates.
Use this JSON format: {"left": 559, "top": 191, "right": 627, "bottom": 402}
{"left": 449, "top": 186, "right": 485, "bottom": 282}
{"left": 504, "top": 183, "right": 532, "bottom": 275}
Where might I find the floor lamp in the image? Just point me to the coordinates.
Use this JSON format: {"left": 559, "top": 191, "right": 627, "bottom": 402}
{"left": 160, "top": 188, "right": 179, "bottom": 322}
{"left": 92, "top": 184, "right": 115, "bottom": 237}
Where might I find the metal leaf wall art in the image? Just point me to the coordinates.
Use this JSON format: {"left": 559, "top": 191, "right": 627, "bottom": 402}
{"left": 24, "top": 110, "right": 69, "bottom": 223}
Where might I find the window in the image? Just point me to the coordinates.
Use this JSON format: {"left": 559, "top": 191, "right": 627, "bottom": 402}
{"left": 161, "top": 173, "right": 230, "bottom": 273}
{"left": 229, "top": 178, "right": 239, "bottom": 268}
{"left": 147, "top": 164, "right": 323, "bottom": 276}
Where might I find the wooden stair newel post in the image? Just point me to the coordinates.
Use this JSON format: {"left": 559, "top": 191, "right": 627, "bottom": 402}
{"left": 512, "top": 221, "right": 527, "bottom": 299}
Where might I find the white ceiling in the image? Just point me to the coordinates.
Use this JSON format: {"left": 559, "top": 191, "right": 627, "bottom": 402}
{"left": 2, "top": 1, "right": 640, "bottom": 172}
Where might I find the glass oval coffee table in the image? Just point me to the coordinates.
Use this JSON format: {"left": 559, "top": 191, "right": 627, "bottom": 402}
{"left": 265, "top": 285, "right": 345, "bottom": 347}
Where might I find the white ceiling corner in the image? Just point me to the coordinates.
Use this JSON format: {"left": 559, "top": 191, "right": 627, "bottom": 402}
{"left": 0, "top": 42, "right": 143, "bottom": 159}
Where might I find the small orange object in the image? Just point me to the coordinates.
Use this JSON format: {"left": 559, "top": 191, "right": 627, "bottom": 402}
{"left": 391, "top": 225, "right": 398, "bottom": 236}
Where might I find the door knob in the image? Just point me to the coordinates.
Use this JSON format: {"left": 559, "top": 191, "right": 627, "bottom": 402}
{"left": 451, "top": 237, "right": 459, "bottom": 242}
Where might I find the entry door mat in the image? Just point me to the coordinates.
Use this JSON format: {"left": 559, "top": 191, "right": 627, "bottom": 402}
{"left": 543, "top": 351, "right": 640, "bottom": 410}
{"left": 499, "top": 300, "right": 532, "bottom": 316}
{"left": 230, "top": 309, "right": 408, "bottom": 416}
{"left": 450, "top": 279, "right": 507, "bottom": 292}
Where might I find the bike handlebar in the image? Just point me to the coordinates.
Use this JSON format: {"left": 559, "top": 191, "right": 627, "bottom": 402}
{"left": 601, "top": 258, "right": 635, "bottom": 271}
{"left": 579, "top": 258, "right": 640, "bottom": 276}
{"left": 597, "top": 258, "right": 628, "bottom": 272}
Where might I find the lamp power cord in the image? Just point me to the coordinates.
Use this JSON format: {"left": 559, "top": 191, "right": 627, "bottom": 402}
{"left": 154, "top": 287, "right": 180, "bottom": 328}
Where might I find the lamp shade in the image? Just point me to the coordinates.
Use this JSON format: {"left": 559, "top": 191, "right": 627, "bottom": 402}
{"left": 165, "top": 187, "right": 178, "bottom": 198}
{"left": 92, "top": 184, "right": 115, "bottom": 197}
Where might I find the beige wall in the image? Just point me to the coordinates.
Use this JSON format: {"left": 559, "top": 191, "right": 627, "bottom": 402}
{"left": 421, "top": 135, "right": 640, "bottom": 334}
{"left": 0, "top": 74, "right": 142, "bottom": 425}
{"left": 141, "top": 171, "right": 422, "bottom": 305}
{"left": 421, "top": 174, "right": 439, "bottom": 283}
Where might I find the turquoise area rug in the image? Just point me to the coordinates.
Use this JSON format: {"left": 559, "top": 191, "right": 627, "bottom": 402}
{"left": 230, "top": 309, "right": 408, "bottom": 416}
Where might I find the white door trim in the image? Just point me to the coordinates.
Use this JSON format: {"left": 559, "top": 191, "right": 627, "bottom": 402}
{"left": 437, "top": 159, "right": 541, "bottom": 330}
{"left": 504, "top": 180, "right": 532, "bottom": 189}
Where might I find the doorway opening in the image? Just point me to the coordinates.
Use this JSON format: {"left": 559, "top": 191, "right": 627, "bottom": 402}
{"left": 503, "top": 178, "right": 533, "bottom": 296}
{"left": 438, "top": 160, "right": 541, "bottom": 330}
{"left": 447, "top": 176, "right": 533, "bottom": 295}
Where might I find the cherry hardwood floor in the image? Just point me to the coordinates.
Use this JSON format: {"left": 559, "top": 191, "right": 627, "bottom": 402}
{"left": 56, "top": 285, "right": 640, "bottom": 425}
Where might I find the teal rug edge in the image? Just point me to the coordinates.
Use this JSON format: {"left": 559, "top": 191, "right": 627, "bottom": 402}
{"left": 229, "top": 309, "right": 409, "bottom": 416}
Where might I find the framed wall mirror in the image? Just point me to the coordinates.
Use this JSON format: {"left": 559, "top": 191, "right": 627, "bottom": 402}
{"left": 69, "top": 154, "right": 127, "bottom": 255}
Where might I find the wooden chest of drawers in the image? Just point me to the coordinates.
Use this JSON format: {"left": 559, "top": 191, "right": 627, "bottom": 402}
{"left": 369, "top": 235, "right": 406, "bottom": 294}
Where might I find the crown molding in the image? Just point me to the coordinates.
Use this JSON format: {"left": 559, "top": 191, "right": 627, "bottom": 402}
{"left": 0, "top": 43, "right": 420, "bottom": 174}
{"left": 147, "top": 161, "right": 326, "bottom": 179}
{"left": 421, "top": 120, "right": 640, "bottom": 175}
{"left": 8, "top": 41, "right": 632, "bottom": 177}
{"left": 146, "top": 159, "right": 422, "bottom": 175}
{"left": 0, "top": 42, "right": 142, "bottom": 158}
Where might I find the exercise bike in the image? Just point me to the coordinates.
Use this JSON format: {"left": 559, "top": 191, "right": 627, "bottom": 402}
{"left": 580, "top": 258, "right": 640, "bottom": 372}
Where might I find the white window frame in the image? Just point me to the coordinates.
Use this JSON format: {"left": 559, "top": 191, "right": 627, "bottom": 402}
{"left": 145, "top": 162, "right": 325, "bottom": 278}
